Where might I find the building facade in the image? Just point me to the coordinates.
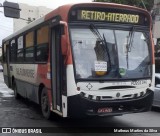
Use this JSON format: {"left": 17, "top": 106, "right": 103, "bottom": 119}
{"left": 13, "top": 3, "right": 52, "bottom": 32}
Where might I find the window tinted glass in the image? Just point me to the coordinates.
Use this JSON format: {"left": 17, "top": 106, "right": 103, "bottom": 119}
{"left": 3, "top": 43, "right": 7, "bottom": 62}
{"left": 10, "top": 40, "right": 17, "bottom": 62}
{"left": 25, "top": 32, "right": 34, "bottom": 62}
{"left": 26, "top": 32, "right": 34, "bottom": 47}
{"left": 37, "top": 26, "right": 49, "bottom": 44}
{"left": 36, "top": 26, "right": 49, "bottom": 62}
{"left": 17, "top": 36, "right": 24, "bottom": 62}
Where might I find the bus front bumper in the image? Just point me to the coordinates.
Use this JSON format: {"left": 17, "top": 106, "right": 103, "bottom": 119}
{"left": 67, "top": 89, "right": 154, "bottom": 117}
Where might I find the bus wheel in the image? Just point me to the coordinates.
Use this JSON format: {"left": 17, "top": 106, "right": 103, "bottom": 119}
{"left": 41, "top": 87, "right": 51, "bottom": 119}
{"left": 13, "top": 81, "right": 20, "bottom": 99}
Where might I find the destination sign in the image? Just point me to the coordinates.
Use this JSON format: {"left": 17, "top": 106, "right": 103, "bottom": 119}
{"left": 78, "top": 10, "right": 139, "bottom": 24}
{"left": 69, "top": 7, "right": 150, "bottom": 25}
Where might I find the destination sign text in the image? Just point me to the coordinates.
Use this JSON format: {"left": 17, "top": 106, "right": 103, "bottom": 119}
{"left": 78, "top": 10, "right": 140, "bottom": 24}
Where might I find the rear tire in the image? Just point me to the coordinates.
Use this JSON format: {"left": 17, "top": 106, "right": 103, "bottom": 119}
{"left": 12, "top": 81, "right": 20, "bottom": 99}
{"left": 41, "top": 87, "right": 52, "bottom": 119}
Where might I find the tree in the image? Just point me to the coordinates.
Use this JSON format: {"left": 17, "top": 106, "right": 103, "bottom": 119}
{"left": 93, "top": 0, "right": 153, "bottom": 11}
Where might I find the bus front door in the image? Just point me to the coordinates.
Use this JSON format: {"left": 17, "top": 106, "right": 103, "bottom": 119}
{"left": 6, "top": 44, "right": 11, "bottom": 88}
{"left": 51, "top": 26, "right": 64, "bottom": 112}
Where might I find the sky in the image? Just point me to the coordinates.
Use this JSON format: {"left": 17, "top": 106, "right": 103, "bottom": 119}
{"left": 0, "top": 0, "right": 92, "bottom": 46}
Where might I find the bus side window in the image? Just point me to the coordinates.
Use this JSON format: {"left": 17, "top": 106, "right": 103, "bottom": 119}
{"left": 2, "top": 43, "right": 7, "bottom": 63}
{"left": 25, "top": 31, "right": 34, "bottom": 62}
{"left": 10, "top": 39, "right": 17, "bottom": 62}
{"left": 17, "top": 36, "right": 24, "bottom": 62}
{"left": 36, "top": 25, "right": 49, "bottom": 62}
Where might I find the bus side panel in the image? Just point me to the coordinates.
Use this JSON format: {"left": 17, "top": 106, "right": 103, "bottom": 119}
{"left": 37, "top": 64, "right": 51, "bottom": 89}
{"left": 37, "top": 64, "right": 52, "bottom": 106}
{"left": 3, "top": 64, "right": 8, "bottom": 86}
{"left": 12, "top": 64, "right": 39, "bottom": 103}
{"left": 15, "top": 79, "right": 39, "bottom": 103}
{"left": 3, "top": 63, "right": 10, "bottom": 87}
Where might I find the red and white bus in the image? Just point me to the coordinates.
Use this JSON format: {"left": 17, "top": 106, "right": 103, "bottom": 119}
{"left": 2, "top": 2, "right": 154, "bottom": 119}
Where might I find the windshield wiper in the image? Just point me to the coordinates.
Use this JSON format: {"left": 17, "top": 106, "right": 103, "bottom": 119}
{"left": 89, "top": 24, "right": 103, "bottom": 42}
{"left": 126, "top": 26, "right": 135, "bottom": 69}
{"left": 89, "top": 24, "right": 111, "bottom": 70}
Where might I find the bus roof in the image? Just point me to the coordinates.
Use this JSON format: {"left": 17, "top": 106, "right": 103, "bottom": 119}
{"left": 2, "top": 2, "right": 151, "bottom": 43}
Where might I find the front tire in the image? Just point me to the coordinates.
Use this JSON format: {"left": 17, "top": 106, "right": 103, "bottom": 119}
{"left": 41, "top": 87, "right": 52, "bottom": 119}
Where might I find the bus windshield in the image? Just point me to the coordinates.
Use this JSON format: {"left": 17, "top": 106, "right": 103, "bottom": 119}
{"left": 70, "top": 26, "right": 151, "bottom": 80}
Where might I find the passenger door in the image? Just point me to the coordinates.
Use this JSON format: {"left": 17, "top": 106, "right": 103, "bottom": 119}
{"left": 6, "top": 44, "right": 11, "bottom": 88}
{"left": 51, "top": 25, "right": 64, "bottom": 112}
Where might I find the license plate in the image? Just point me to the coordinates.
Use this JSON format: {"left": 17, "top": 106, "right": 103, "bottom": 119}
{"left": 97, "top": 108, "right": 112, "bottom": 113}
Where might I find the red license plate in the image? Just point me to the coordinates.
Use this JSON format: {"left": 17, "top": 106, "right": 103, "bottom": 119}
{"left": 97, "top": 108, "right": 112, "bottom": 113}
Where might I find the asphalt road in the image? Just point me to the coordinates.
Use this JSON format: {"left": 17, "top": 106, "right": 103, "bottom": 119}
{"left": 0, "top": 72, "right": 160, "bottom": 136}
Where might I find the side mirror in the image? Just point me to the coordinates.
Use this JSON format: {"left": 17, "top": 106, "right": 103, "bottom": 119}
{"left": 3, "top": 1, "right": 20, "bottom": 19}
{"left": 60, "top": 21, "right": 69, "bottom": 56}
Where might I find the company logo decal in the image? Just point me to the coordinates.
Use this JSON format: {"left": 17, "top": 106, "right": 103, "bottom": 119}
{"left": 86, "top": 83, "right": 93, "bottom": 90}
{"left": 16, "top": 68, "right": 35, "bottom": 78}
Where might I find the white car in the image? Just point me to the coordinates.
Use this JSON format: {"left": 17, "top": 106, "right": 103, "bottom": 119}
{"left": 0, "top": 65, "right": 3, "bottom": 72}
{"left": 153, "top": 73, "right": 160, "bottom": 107}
